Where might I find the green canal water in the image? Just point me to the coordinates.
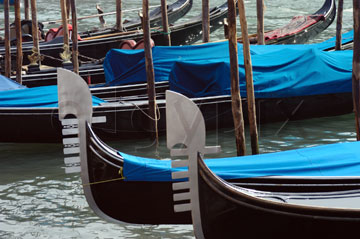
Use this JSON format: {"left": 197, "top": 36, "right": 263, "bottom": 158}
{"left": 0, "top": 0, "right": 357, "bottom": 238}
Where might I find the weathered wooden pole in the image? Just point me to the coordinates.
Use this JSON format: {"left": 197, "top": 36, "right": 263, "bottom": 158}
{"left": 227, "top": 0, "right": 246, "bottom": 156}
{"left": 4, "top": 0, "right": 12, "bottom": 78}
{"left": 24, "top": 0, "right": 30, "bottom": 20}
{"left": 66, "top": 0, "right": 71, "bottom": 20}
{"left": 60, "top": 0, "right": 71, "bottom": 64}
{"left": 28, "top": 0, "right": 41, "bottom": 70}
{"left": 352, "top": 0, "right": 360, "bottom": 140}
{"left": 70, "top": 0, "right": 79, "bottom": 74}
{"left": 256, "top": 0, "right": 265, "bottom": 45}
{"left": 335, "top": 0, "right": 344, "bottom": 50}
{"left": 15, "top": 0, "right": 23, "bottom": 84}
{"left": 202, "top": 0, "right": 210, "bottom": 42}
{"left": 238, "top": 0, "right": 259, "bottom": 154}
{"left": 116, "top": 0, "right": 123, "bottom": 31}
{"left": 142, "top": 0, "right": 159, "bottom": 144}
{"left": 161, "top": 0, "right": 171, "bottom": 46}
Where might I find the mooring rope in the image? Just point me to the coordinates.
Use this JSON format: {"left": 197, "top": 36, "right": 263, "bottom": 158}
{"left": 82, "top": 167, "right": 126, "bottom": 186}
{"left": 128, "top": 101, "right": 161, "bottom": 121}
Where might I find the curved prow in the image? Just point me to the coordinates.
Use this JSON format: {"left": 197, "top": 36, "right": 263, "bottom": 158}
{"left": 167, "top": 90, "right": 220, "bottom": 239}
{"left": 57, "top": 68, "right": 93, "bottom": 174}
{"left": 166, "top": 90, "right": 205, "bottom": 154}
{"left": 57, "top": 68, "right": 92, "bottom": 123}
{"left": 57, "top": 68, "right": 106, "bottom": 174}
{"left": 314, "top": 0, "right": 335, "bottom": 16}
{"left": 166, "top": 90, "right": 221, "bottom": 156}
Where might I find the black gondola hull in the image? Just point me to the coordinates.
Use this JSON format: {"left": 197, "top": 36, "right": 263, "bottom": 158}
{"left": 0, "top": 92, "right": 353, "bottom": 143}
{"left": 83, "top": 123, "right": 360, "bottom": 225}
{"left": 196, "top": 155, "right": 360, "bottom": 239}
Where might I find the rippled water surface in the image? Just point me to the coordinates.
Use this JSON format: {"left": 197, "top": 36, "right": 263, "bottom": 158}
{"left": 0, "top": 0, "right": 357, "bottom": 238}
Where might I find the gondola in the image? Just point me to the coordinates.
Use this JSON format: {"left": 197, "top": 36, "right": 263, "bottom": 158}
{"left": 57, "top": 73, "right": 360, "bottom": 225}
{"left": 11, "top": 0, "right": 335, "bottom": 87}
{"left": 1, "top": 0, "right": 334, "bottom": 72}
{"left": 19, "top": 63, "right": 105, "bottom": 87}
{"left": 245, "top": 0, "right": 336, "bottom": 44}
{"left": 168, "top": 92, "right": 360, "bottom": 238}
{"left": 0, "top": 0, "right": 192, "bottom": 46}
{"left": 79, "top": 0, "right": 193, "bottom": 37}
{"left": 0, "top": 43, "right": 354, "bottom": 143}
{"left": 0, "top": 0, "right": 229, "bottom": 68}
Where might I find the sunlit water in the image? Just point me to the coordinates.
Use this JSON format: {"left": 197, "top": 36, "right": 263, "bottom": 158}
{"left": 0, "top": 0, "right": 357, "bottom": 238}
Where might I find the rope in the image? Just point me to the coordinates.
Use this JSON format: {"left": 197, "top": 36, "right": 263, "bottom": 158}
{"left": 128, "top": 101, "right": 161, "bottom": 121}
{"left": 42, "top": 54, "right": 64, "bottom": 63}
{"left": 82, "top": 177, "right": 124, "bottom": 186}
{"left": 82, "top": 167, "right": 126, "bottom": 186}
{"left": 41, "top": 52, "right": 104, "bottom": 65}
{"left": 78, "top": 53, "right": 105, "bottom": 63}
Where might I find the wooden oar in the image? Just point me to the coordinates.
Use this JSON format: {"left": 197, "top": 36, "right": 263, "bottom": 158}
{"left": 82, "top": 28, "right": 144, "bottom": 41}
{"left": 96, "top": 4, "right": 106, "bottom": 27}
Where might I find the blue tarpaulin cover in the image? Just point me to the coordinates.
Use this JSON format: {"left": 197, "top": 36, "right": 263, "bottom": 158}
{"left": 103, "top": 30, "right": 354, "bottom": 88}
{"left": 0, "top": 75, "right": 26, "bottom": 91}
{"left": 0, "top": 85, "right": 106, "bottom": 107}
{"left": 121, "top": 141, "right": 360, "bottom": 182}
{"left": 169, "top": 47, "right": 353, "bottom": 98}
{"left": 315, "top": 30, "right": 354, "bottom": 50}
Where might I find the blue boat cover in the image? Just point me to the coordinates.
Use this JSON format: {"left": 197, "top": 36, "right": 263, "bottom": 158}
{"left": 0, "top": 75, "right": 26, "bottom": 91}
{"left": 121, "top": 141, "right": 360, "bottom": 182}
{"left": 0, "top": 0, "right": 15, "bottom": 4}
{"left": 103, "top": 30, "right": 354, "bottom": 88}
{"left": 0, "top": 85, "right": 106, "bottom": 107}
{"left": 315, "top": 30, "right": 354, "bottom": 50}
{"left": 170, "top": 47, "right": 353, "bottom": 98}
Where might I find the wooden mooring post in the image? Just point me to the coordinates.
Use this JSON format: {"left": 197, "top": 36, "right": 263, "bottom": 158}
{"left": 335, "top": 0, "right": 344, "bottom": 50}
{"left": 352, "top": 0, "right": 360, "bottom": 140}
{"left": 161, "top": 0, "right": 171, "bottom": 46}
{"left": 24, "top": 0, "right": 30, "bottom": 20}
{"left": 70, "top": 0, "right": 79, "bottom": 74}
{"left": 116, "top": 0, "right": 123, "bottom": 31}
{"left": 227, "top": 0, "right": 246, "bottom": 156}
{"left": 256, "top": 0, "right": 265, "bottom": 45}
{"left": 4, "top": 0, "right": 11, "bottom": 78}
{"left": 28, "top": 0, "right": 41, "bottom": 70}
{"left": 60, "top": 0, "right": 72, "bottom": 65}
{"left": 66, "top": 0, "right": 71, "bottom": 20}
{"left": 238, "top": 0, "right": 259, "bottom": 154}
{"left": 202, "top": 0, "right": 210, "bottom": 42}
{"left": 15, "top": 0, "right": 23, "bottom": 84}
{"left": 142, "top": 0, "right": 159, "bottom": 144}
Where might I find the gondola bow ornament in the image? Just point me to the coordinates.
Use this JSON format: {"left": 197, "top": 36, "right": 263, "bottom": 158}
{"left": 167, "top": 90, "right": 220, "bottom": 239}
